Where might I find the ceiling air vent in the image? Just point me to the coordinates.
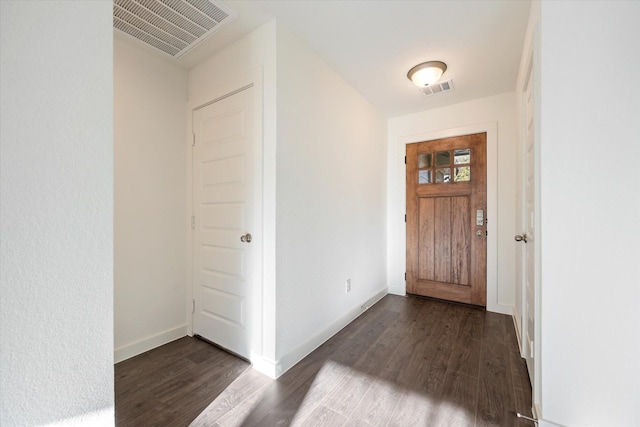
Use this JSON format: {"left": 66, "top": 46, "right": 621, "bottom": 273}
{"left": 113, "top": 0, "right": 236, "bottom": 58}
{"left": 421, "top": 79, "right": 454, "bottom": 97}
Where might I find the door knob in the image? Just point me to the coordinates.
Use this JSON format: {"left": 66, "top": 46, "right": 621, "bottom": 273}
{"left": 515, "top": 234, "right": 527, "bottom": 243}
{"left": 240, "top": 233, "right": 252, "bottom": 243}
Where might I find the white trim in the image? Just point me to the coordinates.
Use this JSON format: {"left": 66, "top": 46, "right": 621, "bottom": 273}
{"left": 249, "top": 354, "right": 278, "bottom": 379}
{"left": 114, "top": 325, "right": 187, "bottom": 363}
{"left": 533, "top": 404, "right": 542, "bottom": 422}
{"left": 394, "top": 122, "right": 503, "bottom": 313}
{"left": 268, "top": 288, "right": 388, "bottom": 379}
{"left": 532, "top": 21, "right": 543, "bottom": 417}
{"left": 516, "top": 62, "right": 529, "bottom": 359}
{"left": 535, "top": 408, "right": 568, "bottom": 427}
{"left": 490, "top": 303, "right": 512, "bottom": 316}
{"left": 512, "top": 306, "right": 524, "bottom": 356}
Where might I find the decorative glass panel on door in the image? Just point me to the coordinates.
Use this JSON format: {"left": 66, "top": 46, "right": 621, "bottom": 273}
{"left": 436, "top": 151, "right": 451, "bottom": 166}
{"left": 419, "top": 170, "right": 432, "bottom": 184}
{"left": 418, "top": 153, "right": 432, "bottom": 169}
{"left": 454, "top": 166, "right": 470, "bottom": 182}
{"left": 436, "top": 168, "right": 451, "bottom": 183}
{"left": 454, "top": 149, "right": 470, "bottom": 164}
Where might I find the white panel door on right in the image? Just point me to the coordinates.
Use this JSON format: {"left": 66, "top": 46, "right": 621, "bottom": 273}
{"left": 523, "top": 67, "right": 536, "bottom": 383}
{"left": 192, "top": 86, "right": 256, "bottom": 360}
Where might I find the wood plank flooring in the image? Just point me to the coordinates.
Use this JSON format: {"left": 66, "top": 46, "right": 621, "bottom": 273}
{"left": 115, "top": 295, "right": 533, "bottom": 426}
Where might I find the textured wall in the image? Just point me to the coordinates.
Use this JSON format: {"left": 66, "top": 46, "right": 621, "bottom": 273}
{"left": 0, "top": 2, "right": 114, "bottom": 425}
{"left": 114, "top": 36, "right": 188, "bottom": 362}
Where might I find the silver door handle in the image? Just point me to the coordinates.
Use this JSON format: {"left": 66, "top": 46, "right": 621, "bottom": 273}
{"left": 240, "top": 233, "right": 252, "bottom": 243}
{"left": 515, "top": 234, "right": 527, "bottom": 243}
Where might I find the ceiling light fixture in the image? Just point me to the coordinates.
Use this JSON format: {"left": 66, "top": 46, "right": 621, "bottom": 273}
{"left": 407, "top": 61, "right": 447, "bottom": 87}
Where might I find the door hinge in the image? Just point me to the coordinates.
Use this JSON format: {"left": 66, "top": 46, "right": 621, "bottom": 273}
{"left": 404, "top": 156, "right": 407, "bottom": 164}
{"left": 404, "top": 214, "right": 407, "bottom": 222}
{"left": 191, "top": 215, "right": 195, "bottom": 230}
{"left": 404, "top": 272, "right": 407, "bottom": 280}
{"left": 192, "top": 299, "right": 195, "bottom": 314}
{"left": 192, "top": 132, "right": 195, "bottom": 146}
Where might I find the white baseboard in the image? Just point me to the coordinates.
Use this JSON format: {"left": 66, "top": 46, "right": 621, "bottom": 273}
{"left": 114, "top": 324, "right": 188, "bottom": 363}
{"left": 387, "top": 286, "right": 406, "bottom": 296}
{"left": 535, "top": 405, "right": 567, "bottom": 427}
{"left": 512, "top": 306, "right": 523, "bottom": 355}
{"left": 271, "top": 288, "right": 388, "bottom": 378}
{"left": 486, "top": 302, "right": 512, "bottom": 315}
{"left": 250, "top": 355, "right": 278, "bottom": 379}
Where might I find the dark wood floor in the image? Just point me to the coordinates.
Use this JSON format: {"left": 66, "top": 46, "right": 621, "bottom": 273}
{"left": 115, "top": 295, "right": 533, "bottom": 426}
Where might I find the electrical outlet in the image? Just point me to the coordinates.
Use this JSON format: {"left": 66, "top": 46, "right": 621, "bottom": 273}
{"left": 346, "top": 278, "right": 351, "bottom": 293}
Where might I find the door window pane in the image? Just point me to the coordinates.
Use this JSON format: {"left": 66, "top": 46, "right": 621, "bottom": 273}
{"left": 436, "top": 151, "right": 450, "bottom": 166}
{"left": 419, "top": 170, "right": 432, "bottom": 184}
{"left": 454, "top": 149, "right": 471, "bottom": 164}
{"left": 418, "top": 153, "right": 432, "bottom": 168}
{"left": 436, "top": 168, "right": 451, "bottom": 183}
{"left": 454, "top": 166, "right": 471, "bottom": 182}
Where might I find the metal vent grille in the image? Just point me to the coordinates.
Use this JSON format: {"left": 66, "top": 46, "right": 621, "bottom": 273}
{"left": 421, "top": 79, "right": 455, "bottom": 97}
{"left": 113, "top": 0, "right": 236, "bottom": 58}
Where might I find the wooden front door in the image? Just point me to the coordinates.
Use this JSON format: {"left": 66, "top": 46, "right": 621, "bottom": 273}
{"left": 406, "top": 133, "right": 487, "bottom": 306}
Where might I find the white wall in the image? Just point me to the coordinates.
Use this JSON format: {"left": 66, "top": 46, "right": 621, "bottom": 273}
{"left": 275, "top": 25, "right": 388, "bottom": 366}
{"left": 538, "top": 2, "right": 640, "bottom": 426}
{"left": 0, "top": 2, "right": 114, "bottom": 425}
{"left": 188, "top": 21, "right": 278, "bottom": 371}
{"left": 188, "top": 21, "right": 388, "bottom": 376}
{"left": 387, "top": 92, "right": 519, "bottom": 314}
{"left": 114, "top": 37, "right": 188, "bottom": 362}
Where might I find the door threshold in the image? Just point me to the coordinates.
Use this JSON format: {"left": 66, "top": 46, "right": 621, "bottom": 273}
{"left": 406, "top": 292, "right": 486, "bottom": 310}
{"left": 194, "top": 334, "right": 251, "bottom": 363}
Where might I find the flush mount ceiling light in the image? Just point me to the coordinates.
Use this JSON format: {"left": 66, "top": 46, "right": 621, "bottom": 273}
{"left": 407, "top": 61, "right": 447, "bottom": 87}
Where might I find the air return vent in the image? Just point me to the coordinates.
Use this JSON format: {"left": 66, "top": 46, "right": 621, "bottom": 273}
{"left": 421, "top": 79, "right": 455, "bottom": 97}
{"left": 113, "top": 0, "right": 236, "bottom": 58}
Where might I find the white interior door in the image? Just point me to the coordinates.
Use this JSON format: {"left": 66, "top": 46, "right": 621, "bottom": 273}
{"left": 521, "top": 66, "right": 536, "bottom": 383}
{"left": 192, "top": 85, "right": 256, "bottom": 360}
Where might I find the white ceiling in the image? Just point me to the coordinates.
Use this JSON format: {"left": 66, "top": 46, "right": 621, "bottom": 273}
{"left": 117, "top": 0, "right": 531, "bottom": 118}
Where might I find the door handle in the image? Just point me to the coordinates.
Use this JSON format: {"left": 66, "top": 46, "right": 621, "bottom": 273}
{"left": 515, "top": 234, "right": 527, "bottom": 243}
{"left": 240, "top": 233, "right": 252, "bottom": 243}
